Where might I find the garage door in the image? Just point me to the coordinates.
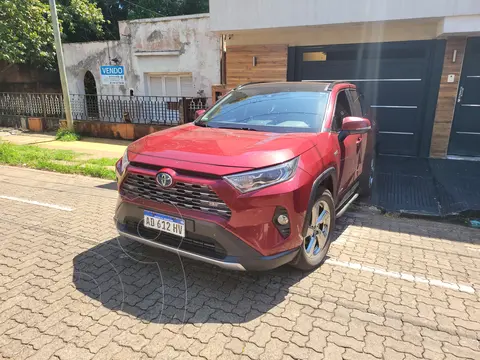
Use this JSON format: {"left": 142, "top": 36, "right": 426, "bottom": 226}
{"left": 290, "top": 40, "right": 442, "bottom": 156}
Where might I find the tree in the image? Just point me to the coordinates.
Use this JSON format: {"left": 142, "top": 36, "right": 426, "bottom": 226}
{"left": 0, "top": 0, "right": 105, "bottom": 69}
{"left": 124, "top": 0, "right": 209, "bottom": 20}
{"left": 181, "top": 0, "right": 209, "bottom": 15}
{"left": 126, "top": 0, "right": 181, "bottom": 19}
{"left": 0, "top": 0, "right": 209, "bottom": 69}
{"left": 99, "top": 0, "right": 209, "bottom": 40}
{"left": 97, "top": 0, "right": 129, "bottom": 40}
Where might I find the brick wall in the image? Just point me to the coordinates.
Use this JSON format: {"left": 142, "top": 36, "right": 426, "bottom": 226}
{"left": 430, "top": 37, "right": 467, "bottom": 158}
{"left": 74, "top": 121, "right": 171, "bottom": 140}
{"left": 226, "top": 45, "right": 288, "bottom": 87}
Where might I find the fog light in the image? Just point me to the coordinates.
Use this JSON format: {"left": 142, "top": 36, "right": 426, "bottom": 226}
{"left": 277, "top": 214, "right": 289, "bottom": 225}
{"left": 273, "top": 207, "right": 290, "bottom": 238}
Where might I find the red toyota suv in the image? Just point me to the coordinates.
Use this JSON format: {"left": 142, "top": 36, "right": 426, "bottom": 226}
{"left": 115, "top": 82, "right": 375, "bottom": 271}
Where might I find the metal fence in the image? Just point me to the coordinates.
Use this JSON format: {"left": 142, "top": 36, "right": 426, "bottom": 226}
{"left": 0, "top": 93, "right": 211, "bottom": 126}
{"left": 0, "top": 93, "right": 64, "bottom": 119}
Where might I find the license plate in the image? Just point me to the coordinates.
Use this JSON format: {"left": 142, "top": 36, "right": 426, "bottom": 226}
{"left": 143, "top": 210, "right": 185, "bottom": 237}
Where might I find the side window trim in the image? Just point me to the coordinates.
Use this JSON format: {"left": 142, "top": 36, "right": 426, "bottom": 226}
{"left": 329, "top": 89, "right": 344, "bottom": 133}
{"left": 346, "top": 89, "right": 362, "bottom": 117}
{"left": 331, "top": 89, "right": 352, "bottom": 133}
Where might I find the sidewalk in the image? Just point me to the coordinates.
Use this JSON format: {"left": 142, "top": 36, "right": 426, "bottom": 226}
{"left": 1, "top": 166, "right": 480, "bottom": 360}
{"left": 0, "top": 130, "right": 129, "bottom": 159}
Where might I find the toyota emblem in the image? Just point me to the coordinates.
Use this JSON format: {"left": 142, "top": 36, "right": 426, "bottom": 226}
{"left": 156, "top": 172, "right": 173, "bottom": 188}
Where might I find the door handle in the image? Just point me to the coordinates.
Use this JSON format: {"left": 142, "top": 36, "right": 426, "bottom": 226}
{"left": 356, "top": 137, "right": 362, "bottom": 152}
{"left": 457, "top": 86, "right": 464, "bottom": 103}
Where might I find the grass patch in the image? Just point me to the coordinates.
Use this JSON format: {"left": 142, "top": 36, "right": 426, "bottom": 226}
{"left": 81, "top": 164, "right": 116, "bottom": 178}
{"left": 0, "top": 142, "right": 77, "bottom": 164}
{"left": 0, "top": 142, "right": 117, "bottom": 180}
{"left": 85, "top": 157, "right": 118, "bottom": 166}
{"left": 56, "top": 129, "right": 81, "bottom": 142}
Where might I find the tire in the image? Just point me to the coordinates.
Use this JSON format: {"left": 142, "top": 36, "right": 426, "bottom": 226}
{"left": 290, "top": 188, "right": 335, "bottom": 271}
{"left": 359, "top": 152, "right": 376, "bottom": 198}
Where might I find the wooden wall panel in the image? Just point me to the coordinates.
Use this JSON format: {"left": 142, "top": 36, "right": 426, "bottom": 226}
{"left": 430, "top": 37, "right": 467, "bottom": 158}
{"left": 226, "top": 45, "right": 288, "bottom": 87}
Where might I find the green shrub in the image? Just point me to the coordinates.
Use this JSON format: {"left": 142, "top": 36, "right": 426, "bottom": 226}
{"left": 56, "top": 129, "right": 81, "bottom": 141}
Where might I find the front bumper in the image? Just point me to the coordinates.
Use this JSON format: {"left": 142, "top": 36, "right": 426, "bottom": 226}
{"left": 115, "top": 201, "right": 300, "bottom": 271}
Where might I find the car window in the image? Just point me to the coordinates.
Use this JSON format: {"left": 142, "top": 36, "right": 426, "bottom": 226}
{"left": 196, "top": 87, "right": 329, "bottom": 133}
{"left": 333, "top": 91, "right": 352, "bottom": 131}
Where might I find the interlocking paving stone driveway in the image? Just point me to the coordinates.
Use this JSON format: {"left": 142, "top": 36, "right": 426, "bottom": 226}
{"left": 0, "top": 165, "right": 479, "bottom": 360}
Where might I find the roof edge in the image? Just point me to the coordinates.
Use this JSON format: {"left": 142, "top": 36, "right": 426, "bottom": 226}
{"left": 121, "top": 13, "right": 209, "bottom": 25}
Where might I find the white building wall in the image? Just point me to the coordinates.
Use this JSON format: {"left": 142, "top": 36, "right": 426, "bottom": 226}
{"left": 210, "top": 0, "right": 480, "bottom": 32}
{"left": 438, "top": 15, "right": 480, "bottom": 36}
{"left": 63, "top": 14, "right": 220, "bottom": 98}
{"left": 63, "top": 40, "right": 127, "bottom": 96}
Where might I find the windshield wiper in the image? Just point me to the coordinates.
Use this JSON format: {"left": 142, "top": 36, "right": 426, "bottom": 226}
{"left": 216, "top": 126, "right": 257, "bottom": 131}
{"left": 194, "top": 121, "right": 209, "bottom": 127}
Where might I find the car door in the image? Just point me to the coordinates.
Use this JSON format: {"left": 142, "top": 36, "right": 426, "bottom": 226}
{"left": 333, "top": 90, "right": 359, "bottom": 197}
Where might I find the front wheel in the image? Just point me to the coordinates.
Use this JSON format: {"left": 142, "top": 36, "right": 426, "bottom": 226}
{"left": 359, "top": 154, "right": 375, "bottom": 198}
{"left": 290, "top": 188, "right": 335, "bottom": 271}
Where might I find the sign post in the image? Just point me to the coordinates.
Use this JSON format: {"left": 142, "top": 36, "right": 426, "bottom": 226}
{"left": 48, "top": 0, "right": 73, "bottom": 130}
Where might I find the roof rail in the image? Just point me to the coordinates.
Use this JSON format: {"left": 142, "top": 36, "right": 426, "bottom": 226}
{"left": 235, "top": 81, "right": 269, "bottom": 89}
{"left": 326, "top": 80, "right": 350, "bottom": 91}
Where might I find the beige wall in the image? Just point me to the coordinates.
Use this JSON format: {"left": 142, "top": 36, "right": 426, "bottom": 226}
{"left": 226, "top": 20, "right": 440, "bottom": 47}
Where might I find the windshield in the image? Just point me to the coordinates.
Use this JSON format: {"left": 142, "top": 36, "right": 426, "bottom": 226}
{"left": 196, "top": 86, "right": 329, "bottom": 133}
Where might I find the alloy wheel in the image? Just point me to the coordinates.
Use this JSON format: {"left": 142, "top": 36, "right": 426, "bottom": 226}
{"left": 304, "top": 199, "right": 331, "bottom": 258}
{"left": 369, "top": 157, "right": 375, "bottom": 188}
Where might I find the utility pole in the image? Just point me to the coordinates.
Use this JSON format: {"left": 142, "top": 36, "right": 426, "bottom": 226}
{"left": 48, "top": 0, "right": 73, "bottom": 130}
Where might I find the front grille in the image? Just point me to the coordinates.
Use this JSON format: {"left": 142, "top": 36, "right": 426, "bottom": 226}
{"left": 130, "top": 162, "right": 220, "bottom": 179}
{"left": 121, "top": 173, "right": 232, "bottom": 218}
{"left": 123, "top": 219, "right": 227, "bottom": 259}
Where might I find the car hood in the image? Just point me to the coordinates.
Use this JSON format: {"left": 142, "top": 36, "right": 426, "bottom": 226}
{"left": 129, "top": 123, "right": 317, "bottom": 169}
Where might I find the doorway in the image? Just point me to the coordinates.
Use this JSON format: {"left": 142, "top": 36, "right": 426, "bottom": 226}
{"left": 84, "top": 71, "right": 99, "bottom": 119}
{"left": 448, "top": 37, "right": 480, "bottom": 157}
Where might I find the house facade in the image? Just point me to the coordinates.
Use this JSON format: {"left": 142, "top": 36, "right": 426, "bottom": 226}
{"left": 63, "top": 14, "right": 221, "bottom": 99}
{"left": 210, "top": 0, "right": 480, "bottom": 158}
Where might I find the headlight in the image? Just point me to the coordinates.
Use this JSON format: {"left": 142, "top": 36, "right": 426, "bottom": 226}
{"left": 224, "top": 157, "right": 299, "bottom": 193}
{"left": 117, "top": 149, "right": 129, "bottom": 175}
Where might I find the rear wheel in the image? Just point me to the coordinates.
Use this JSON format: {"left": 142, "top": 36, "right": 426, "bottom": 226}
{"left": 291, "top": 188, "right": 335, "bottom": 271}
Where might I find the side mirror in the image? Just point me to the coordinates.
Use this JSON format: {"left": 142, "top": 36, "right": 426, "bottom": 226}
{"left": 195, "top": 109, "right": 206, "bottom": 119}
{"left": 339, "top": 116, "right": 371, "bottom": 142}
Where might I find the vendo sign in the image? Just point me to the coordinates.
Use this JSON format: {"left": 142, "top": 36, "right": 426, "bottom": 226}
{"left": 100, "top": 65, "right": 126, "bottom": 85}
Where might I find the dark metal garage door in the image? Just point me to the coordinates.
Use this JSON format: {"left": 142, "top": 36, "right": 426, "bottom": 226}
{"left": 448, "top": 37, "right": 480, "bottom": 157}
{"left": 288, "top": 40, "right": 445, "bottom": 157}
